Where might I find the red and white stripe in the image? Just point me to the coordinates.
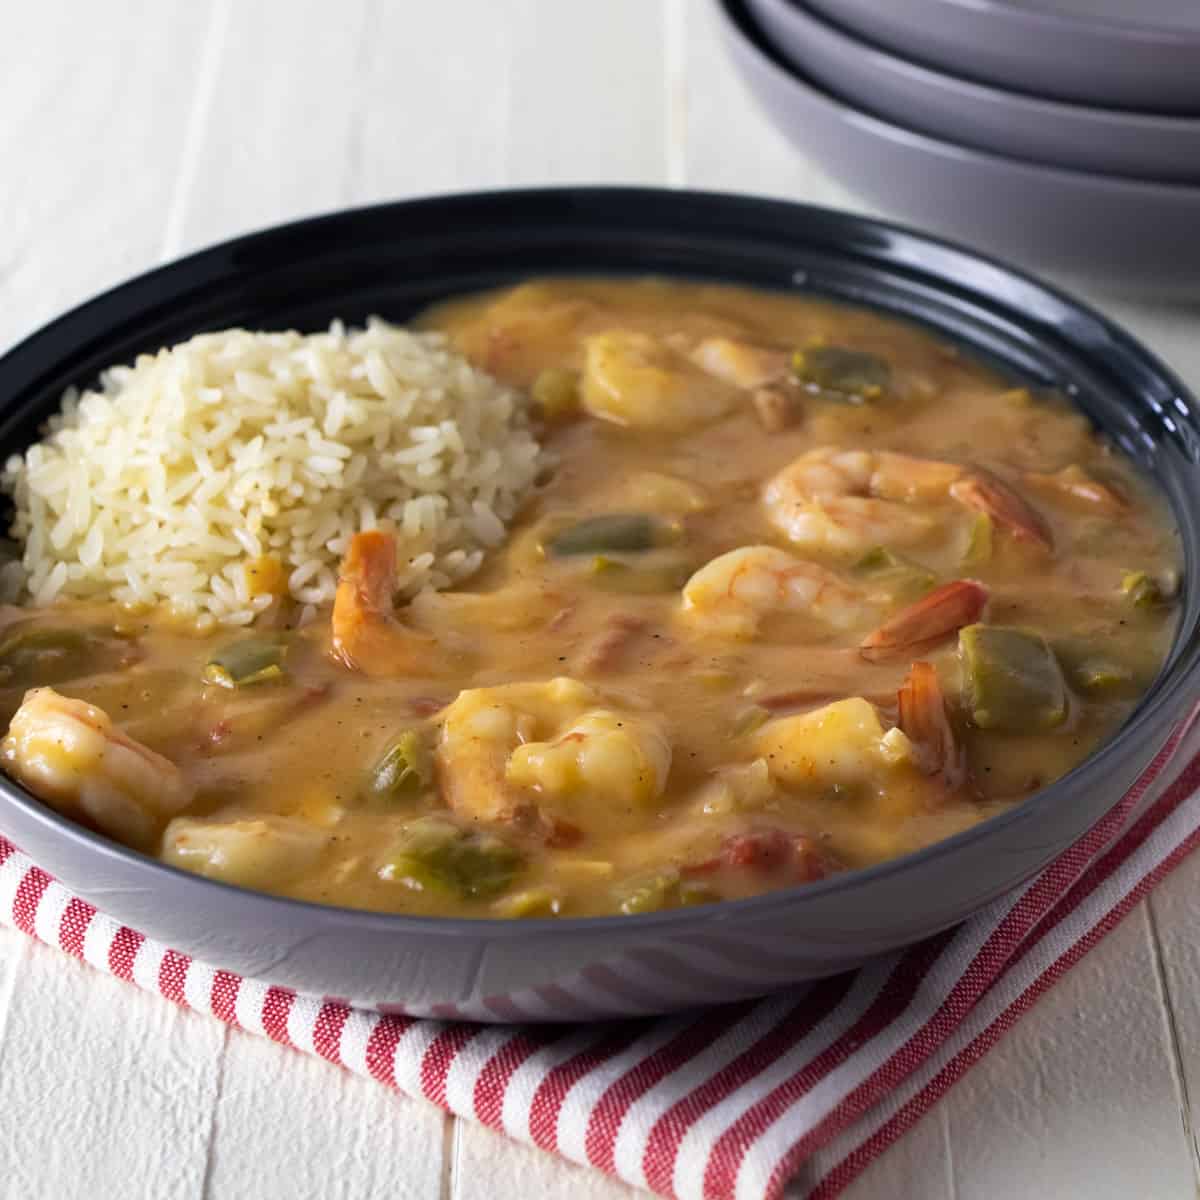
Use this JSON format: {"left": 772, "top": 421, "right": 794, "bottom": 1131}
{"left": 797, "top": 748, "right": 1200, "bottom": 1199}
{"left": 2, "top": 716, "right": 1198, "bottom": 1200}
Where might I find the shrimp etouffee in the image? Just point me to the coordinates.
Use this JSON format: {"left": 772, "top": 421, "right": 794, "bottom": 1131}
{"left": 0, "top": 279, "right": 1181, "bottom": 917}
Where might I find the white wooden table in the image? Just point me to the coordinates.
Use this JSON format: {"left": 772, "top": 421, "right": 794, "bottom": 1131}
{"left": 4, "top": 3, "right": 1200, "bottom": 1196}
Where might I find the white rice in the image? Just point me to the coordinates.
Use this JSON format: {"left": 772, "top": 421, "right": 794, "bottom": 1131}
{"left": 1, "top": 319, "right": 544, "bottom": 628}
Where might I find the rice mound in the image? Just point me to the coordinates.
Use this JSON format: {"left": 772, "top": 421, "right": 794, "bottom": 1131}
{"left": 2, "top": 319, "right": 544, "bottom": 628}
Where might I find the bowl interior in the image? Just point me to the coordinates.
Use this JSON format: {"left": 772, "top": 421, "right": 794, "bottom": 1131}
{"left": 1, "top": 187, "right": 1199, "bottom": 926}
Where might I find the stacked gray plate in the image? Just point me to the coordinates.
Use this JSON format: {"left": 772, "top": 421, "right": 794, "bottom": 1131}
{"left": 719, "top": 0, "right": 1200, "bottom": 294}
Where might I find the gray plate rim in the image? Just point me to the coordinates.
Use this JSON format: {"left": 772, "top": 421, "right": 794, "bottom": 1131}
{"left": 781, "top": 0, "right": 1200, "bottom": 129}
{"left": 740, "top": 2, "right": 1200, "bottom": 198}
{"left": 854, "top": 0, "right": 1200, "bottom": 45}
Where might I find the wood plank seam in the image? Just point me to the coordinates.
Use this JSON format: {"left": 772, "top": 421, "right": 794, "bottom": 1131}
{"left": 939, "top": 1106, "right": 958, "bottom": 1200}
{"left": 1143, "top": 898, "right": 1200, "bottom": 1188}
{"left": 443, "top": 1111, "right": 459, "bottom": 1200}
{"left": 340, "top": 0, "right": 382, "bottom": 203}
{"left": 664, "top": 0, "right": 687, "bottom": 188}
{"left": 198, "top": 1023, "right": 232, "bottom": 1200}
{"left": 159, "top": 0, "right": 233, "bottom": 261}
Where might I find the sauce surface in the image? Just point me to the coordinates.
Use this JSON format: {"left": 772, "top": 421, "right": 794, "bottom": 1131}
{"left": 0, "top": 278, "right": 1180, "bottom": 917}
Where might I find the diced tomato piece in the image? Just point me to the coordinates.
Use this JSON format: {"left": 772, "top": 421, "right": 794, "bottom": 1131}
{"left": 545, "top": 818, "right": 584, "bottom": 849}
{"left": 686, "top": 828, "right": 836, "bottom": 884}
{"left": 723, "top": 828, "right": 795, "bottom": 871}
{"left": 791, "top": 834, "right": 833, "bottom": 883}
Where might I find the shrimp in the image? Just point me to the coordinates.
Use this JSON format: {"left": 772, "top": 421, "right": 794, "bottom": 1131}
{"left": 753, "top": 697, "right": 919, "bottom": 794}
{"left": 1, "top": 687, "right": 193, "bottom": 849}
{"left": 330, "top": 530, "right": 443, "bottom": 677}
{"left": 764, "top": 447, "right": 1052, "bottom": 555}
{"left": 690, "top": 336, "right": 790, "bottom": 388}
{"left": 438, "top": 677, "right": 671, "bottom": 837}
{"left": 859, "top": 579, "right": 988, "bottom": 663}
{"left": 507, "top": 710, "right": 672, "bottom": 820}
{"left": 580, "top": 330, "right": 736, "bottom": 431}
{"left": 896, "top": 662, "right": 967, "bottom": 791}
{"left": 763, "top": 449, "right": 953, "bottom": 553}
{"left": 691, "top": 337, "right": 801, "bottom": 432}
{"left": 948, "top": 469, "right": 1054, "bottom": 552}
{"left": 1025, "top": 464, "right": 1127, "bottom": 514}
{"left": 162, "top": 815, "right": 330, "bottom": 888}
{"left": 680, "top": 545, "right": 878, "bottom": 638}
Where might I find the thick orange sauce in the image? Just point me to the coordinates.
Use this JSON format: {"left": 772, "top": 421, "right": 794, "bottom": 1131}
{"left": 0, "top": 278, "right": 1179, "bottom": 917}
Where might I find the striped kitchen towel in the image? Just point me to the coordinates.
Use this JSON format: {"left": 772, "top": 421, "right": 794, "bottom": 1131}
{"left": 3, "top": 722, "right": 1199, "bottom": 1200}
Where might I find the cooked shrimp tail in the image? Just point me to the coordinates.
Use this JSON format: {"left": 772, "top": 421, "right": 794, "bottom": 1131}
{"left": 331, "top": 531, "right": 443, "bottom": 677}
{"left": 1025, "top": 464, "right": 1127, "bottom": 514}
{"left": 859, "top": 579, "right": 988, "bottom": 662}
{"left": 1, "top": 687, "right": 193, "bottom": 848}
{"left": 897, "top": 662, "right": 966, "bottom": 791}
{"left": 950, "top": 469, "right": 1054, "bottom": 552}
{"left": 766, "top": 447, "right": 1054, "bottom": 557}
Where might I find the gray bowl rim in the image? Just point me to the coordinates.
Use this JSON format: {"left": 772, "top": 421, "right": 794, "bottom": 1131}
{"left": 725, "top": 0, "right": 1200, "bottom": 198}
{"left": 775, "top": 0, "right": 1200, "bottom": 128}
{"left": 1, "top": 183, "right": 1198, "bottom": 943}
{"left": 810, "top": 0, "right": 1200, "bottom": 46}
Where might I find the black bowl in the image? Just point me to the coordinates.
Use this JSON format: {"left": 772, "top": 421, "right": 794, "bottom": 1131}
{"left": 1, "top": 188, "right": 1197, "bottom": 1021}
